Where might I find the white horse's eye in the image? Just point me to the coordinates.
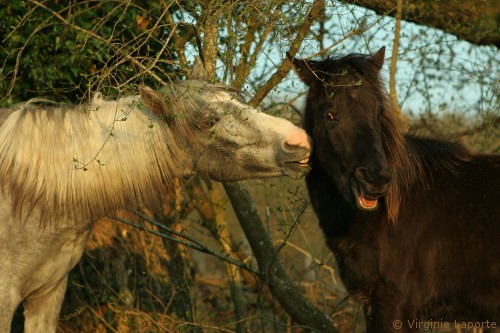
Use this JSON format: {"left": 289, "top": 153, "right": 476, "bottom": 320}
{"left": 203, "top": 115, "right": 220, "bottom": 128}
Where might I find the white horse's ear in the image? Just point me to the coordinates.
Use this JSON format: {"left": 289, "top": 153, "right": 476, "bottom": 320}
{"left": 191, "top": 57, "right": 209, "bottom": 81}
{"left": 139, "top": 85, "right": 171, "bottom": 117}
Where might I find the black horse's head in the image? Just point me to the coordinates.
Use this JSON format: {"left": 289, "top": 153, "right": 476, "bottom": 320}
{"left": 290, "top": 47, "right": 392, "bottom": 211}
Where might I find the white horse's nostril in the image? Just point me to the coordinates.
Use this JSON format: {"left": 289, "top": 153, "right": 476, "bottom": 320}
{"left": 285, "top": 130, "right": 313, "bottom": 152}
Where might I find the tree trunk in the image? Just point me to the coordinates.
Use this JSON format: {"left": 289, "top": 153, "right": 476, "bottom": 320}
{"left": 223, "top": 182, "right": 339, "bottom": 333}
{"left": 157, "top": 180, "right": 199, "bottom": 333}
{"left": 342, "top": 0, "right": 499, "bottom": 47}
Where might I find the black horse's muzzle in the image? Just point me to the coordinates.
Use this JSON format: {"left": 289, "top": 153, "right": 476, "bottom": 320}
{"left": 350, "top": 166, "right": 392, "bottom": 211}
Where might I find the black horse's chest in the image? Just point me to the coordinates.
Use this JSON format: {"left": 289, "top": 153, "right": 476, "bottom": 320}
{"left": 325, "top": 217, "right": 381, "bottom": 295}
{"left": 306, "top": 169, "right": 383, "bottom": 298}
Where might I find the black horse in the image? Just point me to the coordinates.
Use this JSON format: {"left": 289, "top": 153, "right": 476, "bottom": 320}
{"left": 289, "top": 47, "right": 499, "bottom": 332}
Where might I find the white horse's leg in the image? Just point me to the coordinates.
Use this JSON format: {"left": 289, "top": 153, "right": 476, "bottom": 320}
{"left": 0, "top": 284, "right": 22, "bottom": 332}
{"left": 23, "top": 276, "right": 68, "bottom": 333}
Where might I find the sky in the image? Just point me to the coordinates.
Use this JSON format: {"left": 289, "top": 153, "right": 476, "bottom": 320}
{"left": 265, "top": 4, "right": 498, "bottom": 117}
{"left": 181, "top": 2, "right": 499, "bottom": 119}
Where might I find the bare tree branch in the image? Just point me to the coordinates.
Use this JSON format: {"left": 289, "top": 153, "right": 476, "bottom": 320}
{"left": 341, "top": 0, "right": 500, "bottom": 48}
{"left": 223, "top": 182, "right": 339, "bottom": 333}
{"left": 232, "top": 8, "right": 281, "bottom": 89}
{"left": 206, "top": 181, "right": 249, "bottom": 333}
{"left": 249, "top": 0, "right": 325, "bottom": 107}
{"left": 389, "top": 0, "right": 402, "bottom": 115}
{"left": 112, "top": 214, "right": 262, "bottom": 276}
{"left": 200, "top": 1, "right": 221, "bottom": 81}
{"left": 304, "top": 11, "right": 392, "bottom": 60}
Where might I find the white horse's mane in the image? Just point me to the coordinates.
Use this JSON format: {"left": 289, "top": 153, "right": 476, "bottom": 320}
{"left": 0, "top": 90, "right": 195, "bottom": 225}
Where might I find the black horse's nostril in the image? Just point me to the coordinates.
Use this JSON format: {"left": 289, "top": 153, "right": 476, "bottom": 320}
{"left": 355, "top": 167, "right": 369, "bottom": 184}
{"left": 355, "top": 166, "right": 392, "bottom": 185}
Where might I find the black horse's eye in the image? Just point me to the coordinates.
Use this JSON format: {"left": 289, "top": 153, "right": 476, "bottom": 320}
{"left": 326, "top": 111, "right": 340, "bottom": 123}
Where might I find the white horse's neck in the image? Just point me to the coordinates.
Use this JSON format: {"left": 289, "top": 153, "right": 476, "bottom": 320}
{"left": 0, "top": 95, "right": 190, "bottom": 225}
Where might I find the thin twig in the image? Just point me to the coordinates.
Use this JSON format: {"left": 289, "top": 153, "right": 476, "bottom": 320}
{"left": 249, "top": 0, "right": 325, "bottom": 107}
{"left": 111, "top": 214, "right": 262, "bottom": 277}
{"left": 305, "top": 9, "right": 394, "bottom": 60}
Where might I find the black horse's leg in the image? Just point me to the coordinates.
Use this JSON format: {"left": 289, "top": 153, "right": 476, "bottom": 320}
{"left": 366, "top": 288, "right": 419, "bottom": 333}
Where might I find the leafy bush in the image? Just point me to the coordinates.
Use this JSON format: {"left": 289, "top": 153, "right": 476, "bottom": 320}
{"left": 0, "top": 1, "right": 177, "bottom": 105}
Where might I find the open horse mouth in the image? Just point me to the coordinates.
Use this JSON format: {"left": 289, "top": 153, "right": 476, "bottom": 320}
{"left": 285, "top": 156, "right": 311, "bottom": 172}
{"left": 350, "top": 177, "right": 380, "bottom": 211}
{"left": 282, "top": 154, "right": 311, "bottom": 179}
{"left": 297, "top": 156, "right": 310, "bottom": 166}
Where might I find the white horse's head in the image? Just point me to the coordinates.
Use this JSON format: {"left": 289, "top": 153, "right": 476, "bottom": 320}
{"left": 139, "top": 62, "right": 312, "bottom": 181}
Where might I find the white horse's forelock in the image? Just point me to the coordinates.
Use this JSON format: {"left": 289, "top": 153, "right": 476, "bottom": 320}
{"left": 0, "top": 94, "right": 188, "bottom": 225}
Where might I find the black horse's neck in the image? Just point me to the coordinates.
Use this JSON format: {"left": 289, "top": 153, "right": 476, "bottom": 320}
{"left": 305, "top": 165, "right": 359, "bottom": 237}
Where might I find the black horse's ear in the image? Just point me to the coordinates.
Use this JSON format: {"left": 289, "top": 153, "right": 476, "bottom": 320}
{"left": 370, "top": 46, "right": 386, "bottom": 71}
{"left": 287, "top": 52, "right": 317, "bottom": 86}
{"left": 139, "top": 85, "right": 171, "bottom": 118}
{"left": 191, "top": 57, "right": 209, "bottom": 81}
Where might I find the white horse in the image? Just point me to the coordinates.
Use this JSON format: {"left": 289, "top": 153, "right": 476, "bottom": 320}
{"left": 0, "top": 62, "right": 312, "bottom": 332}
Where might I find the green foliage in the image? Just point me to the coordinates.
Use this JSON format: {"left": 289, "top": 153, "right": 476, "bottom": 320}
{"left": 0, "top": 0, "right": 173, "bottom": 105}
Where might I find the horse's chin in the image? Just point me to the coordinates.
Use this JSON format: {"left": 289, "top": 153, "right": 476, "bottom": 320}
{"left": 349, "top": 178, "right": 379, "bottom": 211}
{"left": 284, "top": 160, "right": 311, "bottom": 178}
